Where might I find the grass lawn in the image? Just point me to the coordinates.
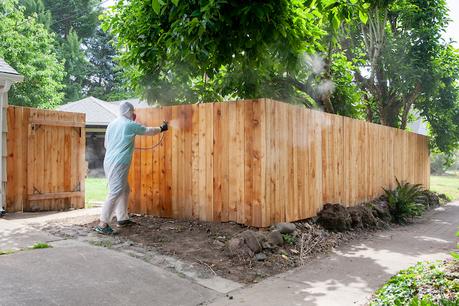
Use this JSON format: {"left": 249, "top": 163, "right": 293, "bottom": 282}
{"left": 85, "top": 178, "right": 108, "bottom": 207}
{"left": 430, "top": 175, "right": 459, "bottom": 201}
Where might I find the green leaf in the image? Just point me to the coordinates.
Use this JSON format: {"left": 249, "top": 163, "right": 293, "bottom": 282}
{"left": 152, "top": 0, "right": 161, "bottom": 14}
{"left": 332, "top": 14, "right": 340, "bottom": 30}
{"left": 171, "top": 0, "right": 179, "bottom": 6}
{"left": 358, "top": 10, "right": 368, "bottom": 24}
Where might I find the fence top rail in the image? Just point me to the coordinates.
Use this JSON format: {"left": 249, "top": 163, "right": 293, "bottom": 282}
{"left": 8, "top": 105, "right": 86, "bottom": 122}
{"left": 132, "top": 98, "right": 429, "bottom": 139}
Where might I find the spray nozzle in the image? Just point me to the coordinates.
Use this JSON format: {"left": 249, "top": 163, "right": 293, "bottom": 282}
{"left": 160, "top": 120, "right": 168, "bottom": 132}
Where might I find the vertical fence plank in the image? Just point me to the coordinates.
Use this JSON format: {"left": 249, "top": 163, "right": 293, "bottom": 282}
{"left": 213, "top": 103, "right": 223, "bottom": 222}
{"left": 124, "top": 100, "right": 430, "bottom": 227}
{"left": 191, "top": 104, "right": 200, "bottom": 219}
{"left": 228, "top": 101, "right": 244, "bottom": 222}
{"left": 251, "top": 99, "right": 265, "bottom": 227}
{"left": 243, "top": 101, "right": 254, "bottom": 225}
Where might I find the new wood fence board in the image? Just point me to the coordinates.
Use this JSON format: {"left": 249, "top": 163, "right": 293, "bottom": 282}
{"left": 6, "top": 106, "right": 85, "bottom": 212}
{"left": 126, "top": 99, "right": 429, "bottom": 227}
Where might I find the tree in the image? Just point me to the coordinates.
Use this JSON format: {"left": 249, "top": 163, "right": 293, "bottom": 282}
{"left": 60, "top": 29, "right": 91, "bottom": 101}
{"left": 85, "top": 27, "right": 133, "bottom": 100}
{"left": 21, "top": 0, "right": 132, "bottom": 102}
{"left": 103, "top": 0, "right": 459, "bottom": 155}
{"left": 348, "top": 0, "right": 459, "bottom": 155}
{"left": 0, "top": 0, "right": 65, "bottom": 108}
{"left": 102, "top": 0, "right": 326, "bottom": 105}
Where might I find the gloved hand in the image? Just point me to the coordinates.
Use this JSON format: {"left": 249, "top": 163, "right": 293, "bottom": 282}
{"left": 160, "top": 121, "right": 168, "bottom": 132}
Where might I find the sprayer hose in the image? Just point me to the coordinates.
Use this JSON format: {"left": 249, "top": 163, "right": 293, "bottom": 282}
{"left": 134, "top": 133, "right": 166, "bottom": 151}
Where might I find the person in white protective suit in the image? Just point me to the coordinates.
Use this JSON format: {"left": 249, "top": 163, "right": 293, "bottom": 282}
{"left": 95, "top": 102, "right": 168, "bottom": 234}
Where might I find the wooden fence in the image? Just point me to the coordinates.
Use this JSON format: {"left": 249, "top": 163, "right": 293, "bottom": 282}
{"left": 129, "top": 99, "right": 430, "bottom": 227}
{"left": 6, "top": 106, "right": 86, "bottom": 212}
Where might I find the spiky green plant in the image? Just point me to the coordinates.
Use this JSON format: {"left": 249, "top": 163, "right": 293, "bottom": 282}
{"left": 383, "top": 178, "right": 426, "bottom": 224}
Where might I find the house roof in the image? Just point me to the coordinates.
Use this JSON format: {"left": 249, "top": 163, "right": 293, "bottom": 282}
{"left": 0, "top": 58, "right": 23, "bottom": 82}
{"left": 57, "top": 96, "right": 151, "bottom": 126}
{"left": 57, "top": 96, "right": 118, "bottom": 126}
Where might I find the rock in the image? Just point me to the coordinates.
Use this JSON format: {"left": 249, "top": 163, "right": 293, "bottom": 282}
{"left": 267, "top": 230, "right": 284, "bottom": 247}
{"left": 227, "top": 237, "right": 253, "bottom": 257}
{"left": 423, "top": 191, "right": 441, "bottom": 208}
{"left": 370, "top": 200, "right": 392, "bottom": 222}
{"left": 348, "top": 207, "right": 363, "bottom": 229}
{"left": 255, "top": 253, "right": 267, "bottom": 261}
{"left": 349, "top": 205, "right": 379, "bottom": 229}
{"left": 213, "top": 240, "right": 225, "bottom": 248}
{"left": 317, "top": 203, "right": 352, "bottom": 232}
{"left": 276, "top": 222, "right": 296, "bottom": 234}
{"left": 360, "top": 206, "right": 378, "bottom": 228}
{"left": 241, "top": 230, "right": 263, "bottom": 254}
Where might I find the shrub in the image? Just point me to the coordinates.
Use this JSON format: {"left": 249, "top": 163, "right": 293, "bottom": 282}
{"left": 383, "top": 179, "right": 426, "bottom": 224}
{"left": 452, "top": 230, "right": 459, "bottom": 261}
{"left": 282, "top": 234, "right": 296, "bottom": 245}
{"left": 370, "top": 261, "right": 459, "bottom": 305}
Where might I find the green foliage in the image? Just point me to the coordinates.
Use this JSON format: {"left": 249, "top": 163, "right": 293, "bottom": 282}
{"left": 101, "top": 0, "right": 458, "bottom": 155}
{"left": 0, "top": 0, "right": 65, "bottom": 108}
{"left": 102, "top": 0, "right": 325, "bottom": 105}
{"left": 60, "top": 29, "right": 90, "bottom": 102}
{"left": 85, "top": 28, "right": 133, "bottom": 101}
{"left": 31, "top": 242, "right": 51, "bottom": 249}
{"left": 431, "top": 153, "right": 455, "bottom": 175}
{"left": 341, "top": 0, "right": 459, "bottom": 155}
{"left": 20, "top": 0, "right": 131, "bottom": 102}
{"left": 282, "top": 233, "right": 296, "bottom": 245}
{"left": 370, "top": 261, "right": 459, "bottom": 306}
{"left": 0, "top": 249, "right": 16, "bottom": 255}
{"left": 452, "top": 230, "right": 459, "bottom": 261}
{"left": 330, "top": 52, "right": 365, "bottom": 118}
{"left": 383, "top": 179, "right": 426, "bottom": 224}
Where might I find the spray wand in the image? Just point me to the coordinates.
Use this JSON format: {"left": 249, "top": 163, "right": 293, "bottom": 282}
{"left": 135, "top": 120, "right": 168, "bottom": 151}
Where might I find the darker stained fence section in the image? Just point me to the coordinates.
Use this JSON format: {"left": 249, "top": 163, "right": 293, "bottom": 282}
{"left": 129, "top": 99, "right": 430, "bottom": 227}
{"left": 6, "top": 106, "right": 86, "bottom": 212}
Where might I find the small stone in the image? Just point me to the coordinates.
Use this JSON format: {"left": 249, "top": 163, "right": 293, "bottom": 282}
{"left": 255, "top": 253, "right": 267, "bottom": 261}
{"left": 276, "top": 222, "right": 296, "bottom": 234}
{"left": 213, "top": 240, "right": 225, "bottom": 248}
{"left": 241, "top": 230, "right": 262, "bottom": 254}
{"left": 227, "top": 237, "right": 244, "bottom": 254}
{"left": 267, "top": 230, "right": 284, "bottom": 246}
{"left": 226, "top": 237, "right": 253, "bottom": 257}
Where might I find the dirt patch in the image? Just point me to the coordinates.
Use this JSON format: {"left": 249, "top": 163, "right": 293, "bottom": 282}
{"left": 76, "top": 216, "right": 365, "bottom": 284}
{"left": 37, "top": 190, "right": 446, "bottom": 285}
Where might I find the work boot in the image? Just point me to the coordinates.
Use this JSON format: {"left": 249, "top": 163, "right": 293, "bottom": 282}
{"left": 117, "top": 219, "right": 136, "bottom": 228}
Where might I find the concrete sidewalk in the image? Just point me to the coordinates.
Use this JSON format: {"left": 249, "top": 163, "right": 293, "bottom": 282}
{"left": 0, "top": 209, "right": 219, "bottom": 306}
{"left": 206, "top": 201, "right": 459, "bottom": 306}
{"left": 1, "top": 202, "right": 457, "bottom": 306}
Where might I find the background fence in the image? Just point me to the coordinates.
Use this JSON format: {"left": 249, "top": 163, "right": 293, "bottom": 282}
{"left": 129, "top": 99, "right": 430, "bottom": 227}
{"left": 6, "top": 106, "right": 86, "bottom": 212}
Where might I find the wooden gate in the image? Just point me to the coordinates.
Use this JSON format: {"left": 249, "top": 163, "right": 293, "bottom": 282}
{"left": 6, "top": 106, "right": 86, "bottom": 212}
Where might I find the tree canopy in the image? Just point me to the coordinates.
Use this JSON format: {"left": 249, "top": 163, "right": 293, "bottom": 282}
{"left": 103, "top": 0, "right": 459, "bottom": 156}
{"left": 20, "top": 0, "right": 132, "bottom": 102}
{"left": 0, "top": 0, "right": 65, "bottom": 108}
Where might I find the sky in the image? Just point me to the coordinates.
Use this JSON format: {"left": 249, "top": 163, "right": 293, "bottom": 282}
{"left": 445, "top": 0, "right": 459, "bottom": 48}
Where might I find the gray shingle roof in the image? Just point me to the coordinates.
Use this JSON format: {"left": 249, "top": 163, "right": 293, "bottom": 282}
{"left": 0, "top": 58, "right": 20, "bottom": 75}
{"left": 57, "top": 96, "right": 152, "bottom": 126}
{"left": 57, "top": 96, "right": 119, "bottom": 126}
